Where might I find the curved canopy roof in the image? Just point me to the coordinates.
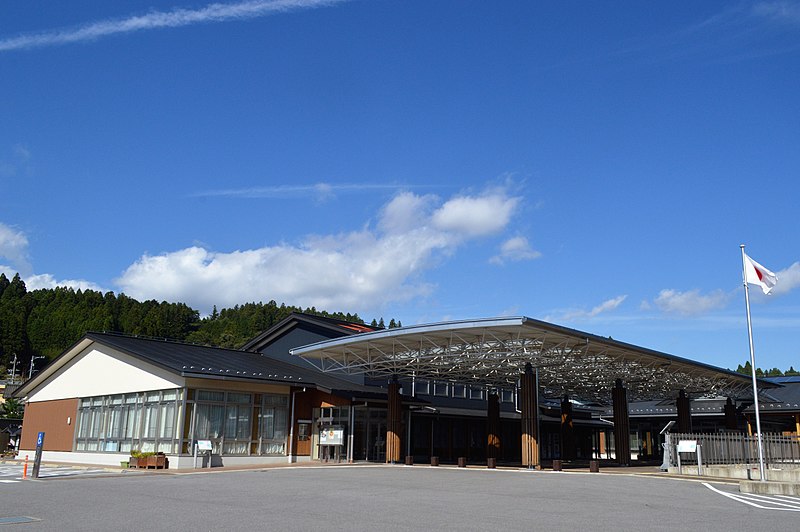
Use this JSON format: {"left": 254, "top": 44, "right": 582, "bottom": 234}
{"left": 291, "top": 316, "right": 771, "bottom": 403}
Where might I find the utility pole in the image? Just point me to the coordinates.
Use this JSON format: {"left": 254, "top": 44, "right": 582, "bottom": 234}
{"left": 11, "top": 353, "right": 18, "bottom": 384}
{"left": 28, "top": 355, "right": 45, "bottom": 379}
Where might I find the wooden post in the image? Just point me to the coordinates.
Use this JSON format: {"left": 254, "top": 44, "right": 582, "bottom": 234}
{"left": 520, "top": 363, "right": 539, "bottom": 468}
{"left": 795, "top": 413, "right": 800, "bottom": 436}
{"left": 487, "top": 392, "right": 501, "bottom": 460}
{"left": 560, "top": 394, "right": 575, "bottom": 461}
{"left": 677, "top": 390, "right": 691, "bottom": 433}
{"left": 386, "top": 378, "right": 402, "bottom": 464}
{"left": 724, "top": 397, "right": 738, "bottom": 430}
{"left": 612, "top": 379, "right": 631, "bottom": 466}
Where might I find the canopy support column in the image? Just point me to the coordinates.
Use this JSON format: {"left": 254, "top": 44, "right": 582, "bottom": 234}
{"left": 521, "top": 363, "right": 540, "bottom": 469}
{"left": 487, "top": 392, "right": 501, "bottom": 460}
{"left": 561, "top": 394, "right": 575, "bottom": 461}
{"left": 724, "top": 398, "right": 738, "bottom": 431}
{"left": 386, "top": 377, "right": 402, "bottom": 464}
{"left": 612, "top": 379, "right": 631, "bottom": 466}
{"left": 677, "top": 390, "right": 692, "bottom": 433}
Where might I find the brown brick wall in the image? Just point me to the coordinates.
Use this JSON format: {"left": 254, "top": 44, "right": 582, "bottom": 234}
{"left": 20, "top": 398, "right": 79, "bottom": 451}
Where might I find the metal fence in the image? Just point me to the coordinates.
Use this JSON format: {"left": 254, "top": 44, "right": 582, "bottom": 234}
{"left": 666, "top": 432, "right": 800, "bottom": 467}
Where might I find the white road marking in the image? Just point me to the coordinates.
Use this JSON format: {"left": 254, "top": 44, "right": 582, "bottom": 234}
{"left": 703, "top": 482, "right": 800, "bottom": 511}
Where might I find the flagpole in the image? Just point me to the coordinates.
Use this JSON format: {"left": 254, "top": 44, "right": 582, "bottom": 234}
{"left": 741, "top": 244, "right": 767, "bottom": 482}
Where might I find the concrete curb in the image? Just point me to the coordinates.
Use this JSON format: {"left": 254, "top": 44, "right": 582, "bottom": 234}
{"left": 740, "top": 480, "right": 800, "bottom": 496}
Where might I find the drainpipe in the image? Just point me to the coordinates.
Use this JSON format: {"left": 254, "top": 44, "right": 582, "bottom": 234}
{"left": 348, "top": 402, "right": 355, "bottom": 463}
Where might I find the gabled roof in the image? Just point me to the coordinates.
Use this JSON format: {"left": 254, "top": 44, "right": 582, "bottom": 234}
{"left": 13, "top": 331, "right": 380, "bottom": 398}
{"left": 242, "top": 312, "right": 378, "bottom": 352}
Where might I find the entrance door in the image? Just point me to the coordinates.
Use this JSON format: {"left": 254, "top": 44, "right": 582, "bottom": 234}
{"left": 352, "top": 407, "right": 388, "bottom": 462}
{"left": 366, "top": 409, "right": 387, "bottom": 462}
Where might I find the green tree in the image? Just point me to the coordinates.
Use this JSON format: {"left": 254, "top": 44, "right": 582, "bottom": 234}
{"left": 0, "top": 398, "right": 24, "bottom": 419}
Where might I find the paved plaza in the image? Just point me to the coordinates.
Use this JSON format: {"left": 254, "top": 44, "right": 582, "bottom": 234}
{"left": 0, "top": 465, "right": 798, "bottom": 530}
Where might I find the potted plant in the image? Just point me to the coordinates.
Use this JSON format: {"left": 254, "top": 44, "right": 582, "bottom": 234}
{"left": 129, "top": 450, "right": 167, "bottom": 469}
{"left": 129, "top": 449, "right": 143, "bottom": 468}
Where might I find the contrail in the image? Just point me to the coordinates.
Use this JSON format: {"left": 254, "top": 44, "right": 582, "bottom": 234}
{"left": 0, "top": 0, "right": 346, "bottom": 52}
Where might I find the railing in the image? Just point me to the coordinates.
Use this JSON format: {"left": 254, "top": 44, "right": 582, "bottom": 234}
{"left": 666, "top": 432, "right": 800, "bottom": 467}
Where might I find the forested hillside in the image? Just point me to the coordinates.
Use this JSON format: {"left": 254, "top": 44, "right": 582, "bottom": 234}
{"left": 0, "top": 272, "right": 375, "bottom": 378}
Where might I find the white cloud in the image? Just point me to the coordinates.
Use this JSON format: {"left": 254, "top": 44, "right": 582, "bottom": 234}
{"left": 431, "top": 193, "right": 519, "bottom": 238}
{"left": 489, "top": 236, "right": 541, "bottom": 265}
{"left": 379, "top": 192, "right": 437, "bottom": 234}
{"left": 24, "top": 273, "right": 106, "bottom": 293}
{"left": 116, "top": 188, "right": 522, "bottom": 313}
{"left": 557, "top": 295, "right": 628, "bottom": 321}
{"left": 0, "top": 222, "right": 32, "bottom": 275}
{"left": 771, "top": 262, "right": 800, "bottom": 296}
{"left": 0, "top": 0, "right": 347, "bottom": 52}
{"left": 752, "top": 1, "right": 800, "bottom": 26}
{"left": 194, "top": 182, "right": 409, "bottom": 200}
{"left": 652, "top": 288, "right": 730, "bottom": 315}
{"left": 0, "top": 222, "right": 107, "bottom": 292}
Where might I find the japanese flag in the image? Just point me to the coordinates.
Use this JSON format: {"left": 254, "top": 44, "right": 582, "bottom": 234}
{"left": 744, "top": 254, "right": 778, "bottom": 295}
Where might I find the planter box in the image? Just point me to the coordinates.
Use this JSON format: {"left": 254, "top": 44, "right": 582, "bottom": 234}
{"left": 129, "top": 453, "right": 168, "bottom": 469}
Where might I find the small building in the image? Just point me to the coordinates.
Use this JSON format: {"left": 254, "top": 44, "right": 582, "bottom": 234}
{"left": 12, "top": 315, "right": 384, "bottom": 468}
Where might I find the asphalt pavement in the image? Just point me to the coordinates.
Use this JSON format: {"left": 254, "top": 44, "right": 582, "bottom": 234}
{"left": 0, "top": 464, "right": 798, "bottom": 530}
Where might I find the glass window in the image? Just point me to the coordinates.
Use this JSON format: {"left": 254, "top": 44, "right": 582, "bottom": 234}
{"left": 433, "top": 382, "right": 449, "bottom": 397}
{"left": 452, "top": 384, "right": 467, "bottom": 398}
{"left": 415, "top": 379, "right": 430, "bottom": 395}
{"left": 469, "top": 386, "right": 485, "bottom": 400}
{"left": 258, "top": 394, "right": 289, "bottom": 455}
{"left": 197, "top": 390, "right": 225, "bottom": 402}
{"left": 228, "top": 392, "right": 251, "bottom": 404}
{"left": 501, "top": 389, "right": 515, "bottom": 403}
{"left": 74, "top": 388, "right": 181, "bottom": 455}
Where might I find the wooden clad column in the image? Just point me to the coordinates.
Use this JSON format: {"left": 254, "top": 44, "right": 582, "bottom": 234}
{"left": 487, "top": 392, "right": 501, "bottom": 460}
{"left": 612, "top": 379, "right": 631, "bottom": 466}
{"left": 560, "top": 394, "right": 575, "bottom": 461}
{"left": 521, "top": 363, "right": 540, "bottom": 468}
{"left": 386, "top": 377, "right": 402, "bottom": 464}
{"left": 724, "top": 397, "right": 738, "bottom": 430}
{"left": 676, "top": 390, "right": 691, "bottom": 433}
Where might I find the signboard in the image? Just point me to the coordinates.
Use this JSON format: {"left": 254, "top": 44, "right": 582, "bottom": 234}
{"left": 677, "top": 440, "right": 697, "bottom": 453}
{"left": 197, "top": 440, "right": 213, "bottom": 451}
{"left": 319, "top": 427, "right": 344, "bottom": 446}
{"left": 32, "top": 432, "right": 45, "bottom": 478}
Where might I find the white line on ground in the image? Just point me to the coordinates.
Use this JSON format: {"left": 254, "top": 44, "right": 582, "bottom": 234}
{"left": 702, "top": 482, "right": 800, "bottom": 512}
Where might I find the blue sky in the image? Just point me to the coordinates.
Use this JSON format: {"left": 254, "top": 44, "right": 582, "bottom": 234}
{"left": 1, "top": 0, "right": 799, "bottom": 371}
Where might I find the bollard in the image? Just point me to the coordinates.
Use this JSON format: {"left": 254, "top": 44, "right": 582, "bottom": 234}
{"left": 430, "top": 456, "right": 439, "bottom": 467}
{"left": 405, "top": 455, "right": 414, "bottom": 466}
{"left": 487, "top": 457, "right": 497, "bottom": 469}
{"left": 589, "top": 460, "right": 600, "bottom": 473}
{"left": 552, "top": 459, "right": 562, "bottom": 471}
{"left": 458, "top": 457, "right": 467, "bottom": 468}
{"left": 22, "top": 455, "right": 29, "bottom": 479}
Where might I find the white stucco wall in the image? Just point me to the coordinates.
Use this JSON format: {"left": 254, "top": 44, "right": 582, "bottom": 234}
{"left": 27, "top": 345, "right": 184, "bottom": 402}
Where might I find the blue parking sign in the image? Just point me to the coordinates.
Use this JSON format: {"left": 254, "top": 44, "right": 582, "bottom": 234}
{"left": 37, "top": 432, "right": 44, "bottom": 447}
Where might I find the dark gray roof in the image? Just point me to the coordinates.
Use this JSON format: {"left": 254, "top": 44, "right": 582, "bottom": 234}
{"left": 85, "top": 332, "right": 379, "bottom": 394}
{"left": 753, "top": 379, "right": 800, "bottom": 412}
{"left": 241, "top": 312, "right": 378, "bottom": 352}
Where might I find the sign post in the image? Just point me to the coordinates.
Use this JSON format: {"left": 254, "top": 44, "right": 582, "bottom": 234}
{"left": 31, "top": 432, "right": 45, "bottom": 479}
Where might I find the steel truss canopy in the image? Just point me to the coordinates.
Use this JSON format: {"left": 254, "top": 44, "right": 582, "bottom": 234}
{"left": 291, "top": 316, "right": 772, "bottom": 403}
